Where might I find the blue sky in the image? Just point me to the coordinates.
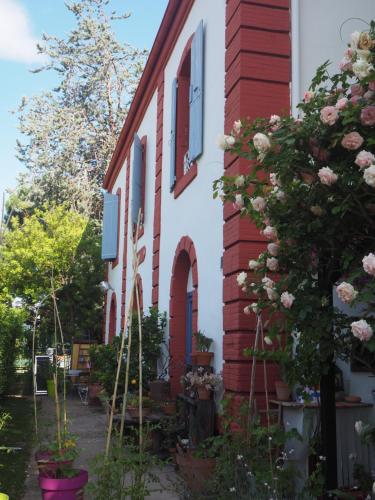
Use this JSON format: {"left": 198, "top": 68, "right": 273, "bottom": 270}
{"left": 0, "top": 0, "right": 168, "bottom": 197}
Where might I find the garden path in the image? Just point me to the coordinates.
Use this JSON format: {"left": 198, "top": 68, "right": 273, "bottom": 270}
{"left": 22, "top": 395, "right": 180, "bottom": 499}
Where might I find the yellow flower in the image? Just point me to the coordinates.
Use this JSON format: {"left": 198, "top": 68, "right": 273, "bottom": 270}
{"left": 131, "top": 379, "right": 137, "bottom": 385}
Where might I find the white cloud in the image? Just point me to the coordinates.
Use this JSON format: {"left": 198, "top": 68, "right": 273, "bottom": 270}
{"left": 0, "top": 0, "right": 43, "bottom": 63}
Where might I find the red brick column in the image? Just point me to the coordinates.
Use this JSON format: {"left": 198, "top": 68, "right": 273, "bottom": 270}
{"left": 152, "top": 76, "right": 165, "bottom": 306}
{"left": 223, "top": 0, "right": 291, "bottom": 404}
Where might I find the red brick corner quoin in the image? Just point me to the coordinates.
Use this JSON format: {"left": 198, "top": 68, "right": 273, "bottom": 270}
{"left": 222, "top": 0, "right": 291, "bottom": 403}
{"left": 169, "top": 236, "right": 198, "bottom": 397}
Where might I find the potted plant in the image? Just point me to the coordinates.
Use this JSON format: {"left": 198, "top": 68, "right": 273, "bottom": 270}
{"left": 181, "top": 369, "right": 222, "bottom": 400}
{"left": 39, "top": 469, "right": 88, "bottom": 500}
{"left": 35, "top": 434, "right": 78, "bottom": 477}
{"left": 127, "top": 394, "right": 154, "bottom": 419}
{"left": 192, "top": 331, "right": 214, "bottom": 366}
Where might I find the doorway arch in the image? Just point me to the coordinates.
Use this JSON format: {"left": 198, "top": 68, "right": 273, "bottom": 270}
{"left": 169, "top": 236, "right": 198, "bottom": 396}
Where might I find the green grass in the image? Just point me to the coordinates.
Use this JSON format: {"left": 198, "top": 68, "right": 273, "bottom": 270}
{"left": 0, "top": 396, "right": 34, "bottom": 499}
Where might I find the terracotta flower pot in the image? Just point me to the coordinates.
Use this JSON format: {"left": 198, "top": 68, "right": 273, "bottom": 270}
{"left": 39, "top": 469, "right": 88, "bottom": 500}
{"left": 35, "top": 450, "right": 74, "bottom": 478}
{"left": 275, "top": 380, "right": 291, "bottom": 401}
{"left": 197, "top": 387, "right": 211, "bottom": 400}
{"left": 193, "top": 352, "right": 214, "bottom": 366}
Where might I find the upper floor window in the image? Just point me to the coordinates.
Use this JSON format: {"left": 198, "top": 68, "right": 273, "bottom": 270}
{"left": 131, "top": 133, "right": 147, "bottom": 232}
{"left": 170, "top": 20, "right": 204, "bottom": 193}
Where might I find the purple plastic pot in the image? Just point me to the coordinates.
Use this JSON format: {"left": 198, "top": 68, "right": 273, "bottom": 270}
{"left": 38, "top": 469, "right": 88, "bottom": 500}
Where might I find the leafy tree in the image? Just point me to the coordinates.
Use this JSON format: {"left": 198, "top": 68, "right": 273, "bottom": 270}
{"left": 0, "top": 205, "right": 103, "bottom": 345}
{"left": 14, "top": 0, "right": 148, "bottom": 218}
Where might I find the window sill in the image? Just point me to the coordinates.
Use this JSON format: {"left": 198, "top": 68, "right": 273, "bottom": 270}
{"left": 174, "top": 162, "right": 197, "bottom": 199}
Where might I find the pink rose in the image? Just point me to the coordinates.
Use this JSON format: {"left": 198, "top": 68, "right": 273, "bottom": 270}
{"left": 341, "top": 132, "right": 364, "bottom": 150}
{"left": 263, "top": 226, "right": 278, "bottom": 241}
{"left": 369, "top": 81, "right": 375, "bottom": 91}
{"left": 351, "top": 319, "right": 373, "bottom": 342}
{"left": 364, "top": 90, "right": 374, "bottom": 100}
{"left": 303, "top": 91, "right": 314, "bottom": 103}
{"left": 336, "top": 282, "right": 358, "bottom": 304}
{"left": 234, "top": 194, "right": 244, "bottom": 209}
{"left": 251, "top": 196, "right": 266, "bottom": 212}
{"left": 266, "top": 257, "right": 278, "bottom": 272}
{"left": 339, "top": 57, "right": 352, "bottom": 72}
{"left": 363, "top": 253, "right": 375, "bottom": 276}
{"left": 355, "top": 150, "right": 375, "bottom": 169}
{"left": 280, "top": 291, "right": 295, "bottom": 309}
{"left": 318, "top": 167, "right": 338, "bottom": 186}
{"left": 320, "top": 106, "right": 339, "bottom": 126}
{"left": 336, "top": 97, "right": 348, "bottom": 110}
{"left": 351, "top": 84, "right": 364, "bottom": 96}
{"left": 361, "top": 106, "right": 375, "bottom": 126}
{"left": 267, "top": 243, "right": 279, "bottom": 257}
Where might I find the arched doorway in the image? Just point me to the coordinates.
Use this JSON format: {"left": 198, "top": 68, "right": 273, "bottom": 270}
{"left": 169, "top": 236, "right": 198, "bottom": 396}
{"left": 108, "top": 293, "right": 117, "bottom": 344}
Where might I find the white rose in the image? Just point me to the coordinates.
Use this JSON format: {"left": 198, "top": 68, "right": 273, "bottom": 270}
{"left": 318, "top": 167, "right": 338, "bottom": 186}
{"left": 218, "top": 134, "right": 235, "bottom": 150}
{"left": 350, "top": 31, "right": 361, "bottom": 49}
{"left": 272, "top": 186, "right": 286, "bottom": 202}
{"left": 355, "top": 420, "right": 364, "bottom": 435}
{"left": 236, "top": 271, "right": 247, "bottom": 286}
{"left": 266, "top": 287, "right": 278, "bottom": 301}
{"left": 270, "top": 173, "right": 281, "bottom": 186}
{"left": 235, "top": 193, "right": 244, "bottom": 208}
{"left": 264, "top": 336, "right": 273, "bottom": 345}
{"left": 253, "top": 133, "right": 271, "bottom": 153}
{"left": 267, "top": 243, "right": 279, "bottom": 257}
{"left": 233, "top": 120, "right": 242, "bottom": 134}
{"left": 363, "top": 165, "right": 375, "bottom": 187}
{"left": 280, "top": 291, "right": 295, "bottom": 309}
{"left": 353, "top": 59, "right": 374, "bottom": 80}
{"left": 263, "top": 226, "right": 278, "bottom": 241}
{"left": 266, "top": 257, "right": 278, "bottom": 272}
{"left": 269, "top": 115, "right": 281, "bottom": 125}
{"left": 248, "top": 259, "right": 260, "bottom": 270}
{"left": 336, "top": 282, "right": 358, "bottom": 304}
{"left": 251, "top": 196, "right": 266, "bottom": 212}
{"left": 363, "top": 253, "right": 375, "bottom": 276}
{"left": 235, "top": 175, "right": 245, "bottom": 187}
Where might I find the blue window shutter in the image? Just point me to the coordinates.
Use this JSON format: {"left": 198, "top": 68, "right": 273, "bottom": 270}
{"left": 170, "top": 78, "right": 177, "bottom": 192}
{"left": 189, "top": 20, "right": 204, "bottom": 162}
{"left": 131, "top": 133, "right": 143, "bottom": 225}
{"left": 101, "top": 192, "right": 119, "bottom": 260}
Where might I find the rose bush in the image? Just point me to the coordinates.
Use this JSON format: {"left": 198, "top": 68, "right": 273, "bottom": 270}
{"left": 214, "top": 21, "right": 375, "bottom": 388}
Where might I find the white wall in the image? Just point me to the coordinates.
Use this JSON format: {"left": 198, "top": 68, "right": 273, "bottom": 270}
{"left": 105, "top": 163, "right": 127, "bottom": 342}
{"left": 124, "top": 91, "right": 158, "bottom": 312}
{"left": 292, "top": 0, "right": 375, "bottom": 114}
{"left": 158, "top": 0, "right": 226, "bottom": 374}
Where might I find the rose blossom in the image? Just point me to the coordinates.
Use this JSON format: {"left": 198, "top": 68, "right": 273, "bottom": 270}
{"left": 361, "top": 106, "right": 375, "bottom": 126}
{"left": 355, "top": 420, "right": 364, "bottom": 435}
{"left": 236, "top": 272, "right": 247, "bottom": 286}
{"left": 262, "top": 276, "right": 275, "bottom": 288}
{"left": 266, "top": 287, "right": 278, "bottom": 301}
{"left": 233, "top": 120, "right": 242, "bottom": 134}
{"left": 363, "top": 166, "right": 375, "bottom": 187}
{"left": 269, "top": 114, "right": 281, "bottom": 125}
{"left": 251, "top": 196, "right": 266, "bottom": 212}
{"left": 351, "top": 84, "right": 364, "bottom": 96}
{"left": 351, "top": 319, "right": 373, "bottom": 342}
{"left": 362, "top": 253, "right": 375, "bottom": 276}
{"left": 272, "top": 187, "right": 286, "bottom": 202}
{"left": 248, "top": 259, "right": 261, "bottom": 270}
{"left": 235, "top": 193, "right": 244, "bottom": 208}
{"left": 266, "top": 257, "right": 278, "bottom": 272}
{"left": 318, "top": 167, "right": 338, "bottom": 186}
{"left": 303, "top": 91, "right": 314, "bottom": 103}
{"left": 267, "top": 243, "right": 279, "bottom": 257}
{"left": 339, "top": 57, "right": 352, "bottom": 72}
{"left": 218, "top": 134, "right": 235, "bottom": 150}
{"left": 264, "top": 336, "right": 273, "bottom": 346}
{"left": 336, "top": 282, "right": 358, "bottom": 304}
{"left": 370, "top": 81, "right": 375, "bottom": 92}
{"left": 263, "top": 226, "right": 278, "bottom": 240}
{"left": 270, "top": 173, "right": 281, "bottom": 187}
{"left": 320, "top": 106, "right": 339, "bottom": 126}
{"left": 244, "top": 303, "right": 259, "bottom": 315}
{"left": 280, "top": 291, "right": 295, "bottom": 309}
{"left": 310, "top": 205, "right": 324, "bottom": 216}
{"left": 234, "top": 175, "right": 245, "bottom": 187}
{"left": 359, "top": 32, "right": 374, "bottom": 50}
{"left": 355, "top": 150, "right": 375, "bottom": 169}
{"left": 253, "top": 133, "right": 271, "bottom": 153}
{"left": 353, "top": 59, "right": 374, "bottom": 80}
{"left": 336, "top": 97, "right": 348, "bottom": 110}
{"left": 341, "top": 132, "right": 364, "bottom": 150}
{"left": 350, "top": 31, "right": 361, "bottom": 49}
